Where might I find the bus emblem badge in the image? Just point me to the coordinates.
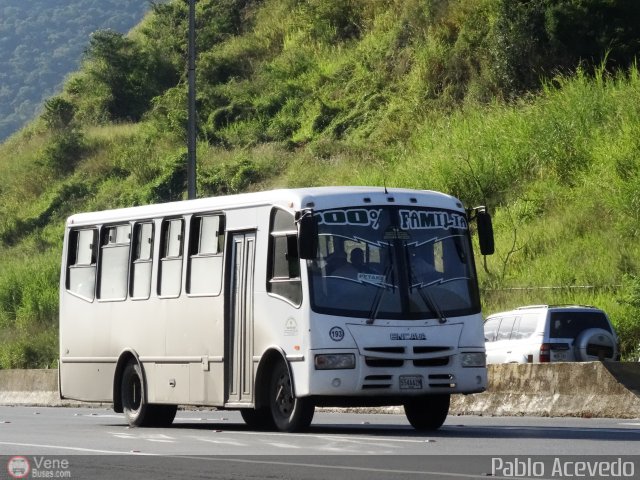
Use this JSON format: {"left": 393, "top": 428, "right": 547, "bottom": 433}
{"left": 284, "top": 318, "right": 298, "bottom": 336}
{"left": 329, "top": 327, "right": 345, "bottom": 342}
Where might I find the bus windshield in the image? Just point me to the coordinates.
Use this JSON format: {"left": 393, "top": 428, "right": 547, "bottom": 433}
{"left": 307, "top": 206, "right": 481, "bottom": 320}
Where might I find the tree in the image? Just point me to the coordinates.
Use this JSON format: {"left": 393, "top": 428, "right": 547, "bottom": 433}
{"left": 83, "top": 29, "right": 178, "bottom": 121}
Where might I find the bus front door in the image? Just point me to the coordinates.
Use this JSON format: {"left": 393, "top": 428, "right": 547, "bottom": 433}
{"left": 226, "top": 231, "right": 256, "bottom": 406}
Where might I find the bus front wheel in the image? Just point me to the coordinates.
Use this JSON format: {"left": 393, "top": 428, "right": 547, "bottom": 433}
{"left": 240, "top": 407, "right": 275, "bottom": 430}
{"left": 269, "top": 361, "right": 314, "bottom": 432}
{"left": 403, "top": 394, "right": 450, "bottom": 431}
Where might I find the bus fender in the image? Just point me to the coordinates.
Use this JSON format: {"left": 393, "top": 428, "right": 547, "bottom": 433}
{"left": 112, "top": 350, "right": 142, "bottom": 413}
{"left": 254, "top": 347, "right": 293, "bottom": 410}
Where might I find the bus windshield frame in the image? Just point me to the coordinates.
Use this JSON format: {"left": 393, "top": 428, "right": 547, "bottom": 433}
{"left": 306, "top": 205, "right": 481, "bottom": 320}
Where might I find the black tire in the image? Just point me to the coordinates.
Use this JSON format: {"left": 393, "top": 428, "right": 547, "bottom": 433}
{"left": 121, "top": 361, "right": 150, "bottom": 427}
{"left": 121, "top": 362, "right": 177, "bottom": 427}
{"left": 240, "top": 407, "right": 276, "bottom": 430}
{"left": 149, "top": 405, "right": 178, "bottom": 427}
{"left": 269, "top": 361, "right": 314, "bottom": 432}
{"left": 403, "top": 394, "right": 450, "bottom": 431}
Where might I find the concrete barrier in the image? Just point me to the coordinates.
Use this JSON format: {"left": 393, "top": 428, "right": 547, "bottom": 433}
{"left": 450, "top": 362, "right": 640, "bottom": 418}
{"left": 1, "top": 363, "right": 639, "bottom": 418}
{"left": 0, "top": 369, "right": 60, "bottom": 406}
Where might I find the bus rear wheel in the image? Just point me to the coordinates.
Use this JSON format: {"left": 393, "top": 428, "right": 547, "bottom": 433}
{"left": 269, "top": 361, "right": 314, "bottom": 432}
{"left": 403, "top": 394, "right": 450, "bottom": 431}
{"left": 121, "top": 361, "right": 177, "bottom": 427}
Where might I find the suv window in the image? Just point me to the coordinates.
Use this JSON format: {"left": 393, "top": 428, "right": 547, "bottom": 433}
{"left": 550, "top": 311, "right": 612, "bottom": 338}
{"left": 496, "top": 316, "right": 517, "bottom": 340}
{"left": 484, "top": 317, "right": 501, "bottom": 342}
{"left": 511, "top": 313, "right": 539, "bottom": 339}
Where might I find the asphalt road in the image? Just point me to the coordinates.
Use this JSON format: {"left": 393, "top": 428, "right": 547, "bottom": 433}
{"left": 1, "top": 406, "right": 639, "bottom": 479}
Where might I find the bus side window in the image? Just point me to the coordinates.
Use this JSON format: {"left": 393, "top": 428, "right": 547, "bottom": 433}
{"left": 187, "top": 214, "right": 225, "bottom": 296}
{"left": 66, "top": 228, "right": 97, "bottom": 301}
{"left": 97, "top": 224, "right": 131, "bottom": 301}
{"left": 267, "top": 208, "right": 302, "bottom": 306}
{"left": 158, "top": 218, "right": 184, "bottom": 297}
{"left": 130, "top": 222, "right": 153, "bottom": 300}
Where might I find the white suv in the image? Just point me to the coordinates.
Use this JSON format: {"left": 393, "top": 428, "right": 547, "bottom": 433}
{"left": 484, "top": 305, "right": 619, "bottom": 364}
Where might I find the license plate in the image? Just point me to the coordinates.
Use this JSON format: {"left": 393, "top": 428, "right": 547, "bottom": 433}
{"left": 551, "top": 351, "right": 568, "bottom": 361}
{"left": 400, "top": 375, "right": 423, "bottom": 390}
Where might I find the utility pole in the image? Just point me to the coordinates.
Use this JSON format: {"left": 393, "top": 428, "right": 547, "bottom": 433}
{"left": 187, "top": 0, "right": 197, "bottom": 199}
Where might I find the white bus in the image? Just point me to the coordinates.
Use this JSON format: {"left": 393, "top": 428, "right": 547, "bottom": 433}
{"left": 59, "top": 187, "right": 494, "bottom": 432}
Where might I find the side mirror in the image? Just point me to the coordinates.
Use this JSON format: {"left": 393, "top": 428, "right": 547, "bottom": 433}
{"left": 476, "top": 209, "right": 494, "bottom": 256}
{"left": 296, "top": 210, "right": 318, "bottom": 259}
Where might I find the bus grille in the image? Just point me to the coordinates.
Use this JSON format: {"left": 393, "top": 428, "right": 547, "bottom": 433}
{"left": 362, "top": 375, "right": 393, "bottom": 389}
{"left": 413, "top": 357, "right": 450, "bottom": 367}
{"left": 363, "top": 345, "right": 452, "bottom": 368}
{"left": 428, "top": 374, "right": 456, "bottom": 388}
{"left": 365, "top": 357, "right": 404, "bottom": 367}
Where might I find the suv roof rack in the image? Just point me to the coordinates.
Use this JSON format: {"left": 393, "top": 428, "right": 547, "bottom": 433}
{"left": 515, "top": 304, "right": 596, "bottom": 310}
{"left": 549, "top": 304, "right": 596, "bottom": 309}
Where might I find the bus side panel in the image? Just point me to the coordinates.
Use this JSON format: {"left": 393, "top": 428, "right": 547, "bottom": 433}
{"left": 144, "top": 363, "right": 224, "bottom": 406}
{"left": 189, "top": 363, "right": 224, "bottom": 404}
{"left": 59, "top": 293, "right": 113, "bottom": 402}
{"left": 60, "top": 362, "right": 114, "bottom": 402}
{"left": 163, "top": 294, "right": 225, "bottom": 405}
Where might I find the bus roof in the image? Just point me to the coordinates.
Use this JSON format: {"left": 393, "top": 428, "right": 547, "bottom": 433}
{"left": 66, "top": 186, "right": 464, "bottom": 227}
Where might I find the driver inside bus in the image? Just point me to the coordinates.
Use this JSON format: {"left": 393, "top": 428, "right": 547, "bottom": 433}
{"left": 410, "top": 252, "right": 440, "bottom": 285}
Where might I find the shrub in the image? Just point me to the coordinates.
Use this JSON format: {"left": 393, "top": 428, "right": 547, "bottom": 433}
{"left": 39, "top": 130, "right": 85, "bottom": 175}
{"left": 42, "top": 97, "right": 76, "bottom": 131}
{"left": 615, "top": 275, "right": 640, "bottom": 360}
{"left": 0, "top": 328, "right": 58, "bottom": 369}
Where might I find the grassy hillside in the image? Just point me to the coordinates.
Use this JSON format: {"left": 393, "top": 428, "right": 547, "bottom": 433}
{"left": 2, "top": 0, "right": 640, "bottom": 367}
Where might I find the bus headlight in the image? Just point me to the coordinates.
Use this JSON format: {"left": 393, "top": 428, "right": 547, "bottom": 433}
{"left": 314, "top": 353, "right": 356, "bottom": 370}
{"left": 461, "top": 352, "right": 486, "bottom": 367}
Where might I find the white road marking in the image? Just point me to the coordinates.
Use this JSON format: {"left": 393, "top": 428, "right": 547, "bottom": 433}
{"left": 174, "top": 416, "right": 229, "bottom": 422}
{"left": 190, "top": 436, "right": 248, "bottom": 447}
{"left": 264, "top": 442, "right": 301, "bottom": 449}
{"left": 107, "top": 432, "right": 176, "bottom": 443}
{"left": 80, "top": 414, "right": 122, "bottom": 418}
{"left": 0, "top": 441, "right": 154, "bottom": 455}
{"left": 229, "top": 430, "right": 428, "bottom": 444}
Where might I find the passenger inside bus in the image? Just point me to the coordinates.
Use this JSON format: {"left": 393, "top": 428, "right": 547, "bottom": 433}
{"left": 326, "top": 250, "right": 347, "bottom": 275}
{"left": 333, "top": 248, "right": 372, "bottom": 279}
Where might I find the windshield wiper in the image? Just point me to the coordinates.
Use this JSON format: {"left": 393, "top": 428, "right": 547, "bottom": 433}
{"left": 367, "top": 248, "right": 394, "bottom": 325}
{"left": 406, "top": 245, "right": 447, "bottom": 324}
{"left": 418, "top": 287, "right": 447, "bottom": 324}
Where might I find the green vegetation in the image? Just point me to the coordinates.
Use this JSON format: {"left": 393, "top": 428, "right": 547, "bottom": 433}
{"left": 2, "top": 0, "right": 640, "bottom": 367}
